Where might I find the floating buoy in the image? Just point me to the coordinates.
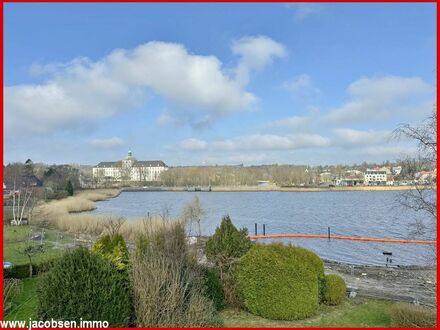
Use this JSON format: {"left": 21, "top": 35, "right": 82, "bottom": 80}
{"left": 248, "top": 233, "right": 436, "bottom": 245}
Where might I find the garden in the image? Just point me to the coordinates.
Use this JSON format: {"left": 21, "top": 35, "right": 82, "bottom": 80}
{"left": 4, "top": 213, "right": 436, "bottom": 327}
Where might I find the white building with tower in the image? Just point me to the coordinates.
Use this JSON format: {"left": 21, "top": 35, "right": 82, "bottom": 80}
{"left": 92, "top": 151, "right": 168, "bottom": 182}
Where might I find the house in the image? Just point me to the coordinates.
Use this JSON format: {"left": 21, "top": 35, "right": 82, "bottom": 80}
{"left": 319, "top": 172, "right": 335, "bottom": 184}
{"left": 392, "top": 166, "right": 402, "bottom": 176}
{"left": 414, "top": 170, "right": 436, "bottom": 185}
{"left": 334, "top": 170, "right": 364, "bottom": 186}
{"left": 92, "top": 151, "right": 168, "bottom": 182}
{"left": 364, "top": 167, "right": 391, "bottom": 186}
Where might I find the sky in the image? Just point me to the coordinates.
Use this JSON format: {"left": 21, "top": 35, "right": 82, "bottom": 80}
{"left": 4, "top": 3, "right": 437, "bottom": 166}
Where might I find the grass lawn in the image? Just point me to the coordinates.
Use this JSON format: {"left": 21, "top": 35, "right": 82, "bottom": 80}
{"left": 5, "top": 281, "right": 393, "bottom": 328}
{"left": 4, "top": 225, "right": 74, "bottom": 265}
{"left": 5, "top": 277, "right": 40, "bottom": 321}
{"left": 221, "top": 298, "right": 392, "bottom": 327}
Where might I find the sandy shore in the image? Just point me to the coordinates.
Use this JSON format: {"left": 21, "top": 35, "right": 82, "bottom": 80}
{"left": 325, "top": 260, "right": 436, "bottom": 307}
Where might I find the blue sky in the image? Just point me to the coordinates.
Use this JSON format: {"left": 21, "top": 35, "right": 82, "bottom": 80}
{"left": 5, "top": 3, "right": 436, "bottom": 166}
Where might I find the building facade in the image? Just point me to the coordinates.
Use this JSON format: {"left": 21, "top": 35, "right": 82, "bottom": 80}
{"left": 364, "top": 167, "right": 389, "bottom": 186}
{"left": 93, "top": 151, "right": 168, "bottom": 182}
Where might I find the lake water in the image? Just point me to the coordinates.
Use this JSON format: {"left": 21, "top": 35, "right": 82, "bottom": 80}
{"left": 91, "top": 191, "right": 436, "bottom": 266}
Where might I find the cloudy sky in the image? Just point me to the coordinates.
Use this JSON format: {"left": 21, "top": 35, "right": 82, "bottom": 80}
{"left": 5, "top": 3, "right": 436, "bottom": 166}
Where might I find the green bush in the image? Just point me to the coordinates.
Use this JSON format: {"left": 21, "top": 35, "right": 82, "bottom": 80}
{"left": 4, "top": 264, "right": 30, "bottom": 279}
{"left": 203, "top": 267, "right": 225, "bottom": 310}
{"left": 206, "top": 215, "right": 252, "bottom": 306}
{"left": 37, "top": 247, "right": 131, "bottom": 326}
{"left": 206, "top": 215, "right": 252, "bottom": 263}
{"left": 65, "top": 180, "right": 74, "bottom": 196}
{"left": 4, "top": 260, "right": 57, "bottom": 279}
{"left": 390, "top": 303, "right": 436, "bottom": 327}
{"left": 92, "top": 233, "right": 129, "bottom": 270}
{"left": 237, "top": 243, "right": 324, "bottom": 320}
{"left": 322, "top": 274, "right": 346, "bottom": 305}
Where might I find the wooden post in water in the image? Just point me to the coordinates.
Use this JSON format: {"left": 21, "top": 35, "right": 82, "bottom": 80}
{"left": 255, "top": 223, "right": 258, "bottom": 236}
{"left": 328, "top": 227, "right": 331, "bottom": 240}
{"left": 263, "top": 224, "right": 266, "bottom": 236}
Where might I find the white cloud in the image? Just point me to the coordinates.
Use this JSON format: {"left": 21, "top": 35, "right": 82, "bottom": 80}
{"left": 90, "top": 136, "right": 125, "bottom": 149}
{"left": 363, "top": 146, "right": 416, "bottom": 157}
{"left": 108, "top": 42, "right": 256, "bottom": 111}
{"left": 179, "top": 138, "right": 208, "bottom": 151}
{"left": 288, "top": 4, "right": 323, "bottom": 21}
{"left": 267, "top": 116, "right": 310, "bottom": 130}
{"left": 282, "top": 74, "right": 320, "bottom": 102}
{"left": 211, "top": 133, "right": 330, "bottom": 151}
{"left": 232, "top": 35, "right": 286, "bottom": 85}
{"left": 332, "top": 128, "right": 391, "bottom": 147}
{"left": 323, "top": 75, "right": 434, "bottom": 124}
{"left": 157, "top": 112, "right": 182, "bottom": 127}
{"left": 6, "top": 38, "right": 287, "bottom": 138}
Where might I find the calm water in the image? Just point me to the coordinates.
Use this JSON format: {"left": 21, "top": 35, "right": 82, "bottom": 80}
{"left": 91, "top": 191, "right": 436, "bottom": 266}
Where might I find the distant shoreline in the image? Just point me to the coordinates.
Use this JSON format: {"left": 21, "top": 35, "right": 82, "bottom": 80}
{"left": 121, "top": 185, "right": 427, "bottom": 193}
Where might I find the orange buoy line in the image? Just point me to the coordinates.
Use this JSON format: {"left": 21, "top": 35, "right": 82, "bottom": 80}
{"left": 248, "top": 234, "right": 436, "bottom": 245}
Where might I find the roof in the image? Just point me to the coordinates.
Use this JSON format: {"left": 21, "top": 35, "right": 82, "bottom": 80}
{"left": 94, "top": 160, "right": 167, "bottom": 168}
{"left": 135, "top": 160, "right": 167, "bottom": 167}
{"left": 95, "top": 161, "right": 118, "bottom": 168}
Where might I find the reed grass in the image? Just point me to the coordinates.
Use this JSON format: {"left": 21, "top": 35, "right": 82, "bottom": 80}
{"left": 32, "top": 189, "right": 167, "bottom": 241}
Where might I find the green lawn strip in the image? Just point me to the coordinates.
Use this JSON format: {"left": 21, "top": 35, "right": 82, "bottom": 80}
{"left": 221, "top": 298, "right": 392, "bottom": 328}
{"left": 5, "top": 277, "right": 40, "bottom": 321}
{"left": 4, "top": 225, "right": 75, "bottom": 244}
{"left": 3, "top": 226, "right": 33, "bottom": 243}
{"left": 309, "top": 299, "right": 392, "bottom": 327}
{"left": 4, "top": 225, "right": 74, "bottom": 265}
{"left": 4, "top": 241, "right": 64, "bottom": 265}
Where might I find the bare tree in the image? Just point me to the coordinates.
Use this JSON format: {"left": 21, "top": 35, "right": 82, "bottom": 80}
{"left": 181, "top": 196, "right": 205, "bottom": 241}
{"left": 394, "top": 110, "right": 436, "bottom": 254}
{"left": 11, "top": 180, "right": 33, "bottom": 226}
{"left": 103, "top": 217, "right": 126, "bottom": 237}
{"left": 17, "top": 230, "right": 44, "bottom": 278}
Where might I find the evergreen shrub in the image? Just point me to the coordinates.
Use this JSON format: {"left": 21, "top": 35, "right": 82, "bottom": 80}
{"left": 37, "top": 248, "right": 131, "bottom": 326}
{"left": 237, "top": 243, "right": 324, "bottom": 320}
{"left": 322, "top": 274, "right": 346, "bottom": 305}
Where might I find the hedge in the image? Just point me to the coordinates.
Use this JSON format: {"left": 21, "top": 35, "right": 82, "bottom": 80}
{"left": 390, "top": 303, "right": 436, "bottom": 327}
{"left": 4, "top": 260, "right": 56, "bottom": 279}
{"left": 37, "top": 247, "right": 131, "bottom": 326}
{"left": 322, "top": 274, "right": 346, "bottom": 305}
{"left": 237, "top": 243, "right": 324, "bottom": 320}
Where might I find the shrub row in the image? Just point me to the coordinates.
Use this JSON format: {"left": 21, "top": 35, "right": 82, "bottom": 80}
{"left": 37, "top": 222, "right": 222, "bottom": 328}
{"left": 4, "top": 260, "right": 56, "bottom": 279}
{"left": 34, "top": 215, "right": 348, "bottom": 325}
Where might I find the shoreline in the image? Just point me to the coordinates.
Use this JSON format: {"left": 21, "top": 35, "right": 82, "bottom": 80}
{"left": 323, "top": 260, "right": 436, "bottom": 306}
{"left": 121, "top": 185, "right": 425, "bottom": 193}
{"left": 30, "top": 191, "right": 436, "bottom": 305}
